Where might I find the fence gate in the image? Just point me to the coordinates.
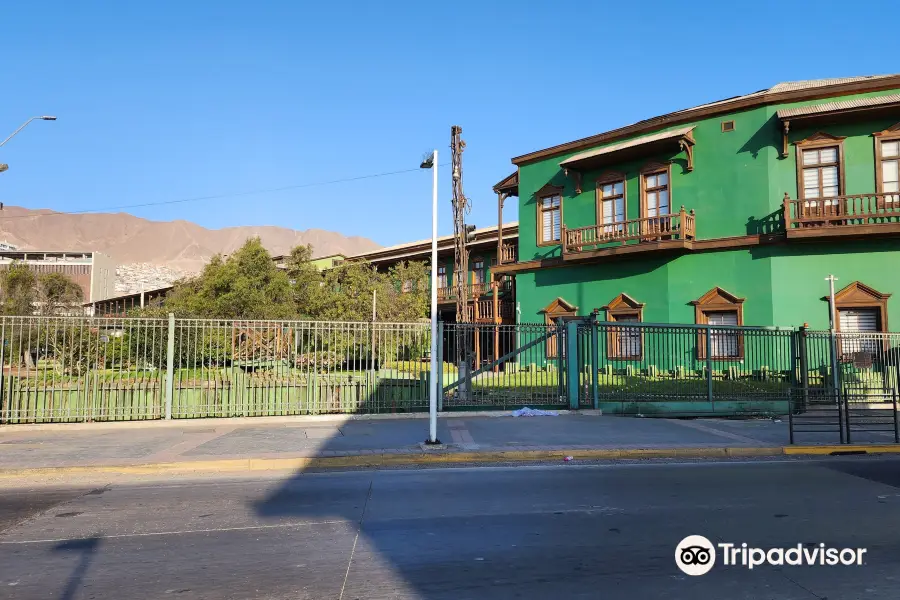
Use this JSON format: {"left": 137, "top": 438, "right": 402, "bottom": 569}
{"left": 791, "top": 330, "right": 900, "bottom": 444}
{"left": 440, "top": 322, "right": 568, "bottom": 410}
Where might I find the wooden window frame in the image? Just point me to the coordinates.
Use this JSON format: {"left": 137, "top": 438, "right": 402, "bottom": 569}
{"left": 595, "top": 171, "right": 627, "bottom": 231}
{"left": 831, "top": 281, "right": 891, "bottom": 334}
{"left": 721, "top": 120, "right": 735, "bottom": 133}
{"left": 437, "top": 265, "right": 447, "bottom": 289}
{"left": 691, "top": 287, "right": 745, "bottom": 360}
{"left": 639, "top": 162, "right": 672, "bottom": 219}
{"left": 535, "top": 184, "right": 564, "bottom": 247}
{"left": 794, "top": 132, "right": 846, "bottom": 201}
{"left": 601, "top": 293, "right": 645, "bottom": 360}
{"left": 471, "top": 258, "right": 485, "bottom": 285}
{"left": 540, "top": 297, "right": 578, "bottom": 359}
{"left": 874, "top": 123, "right": 900, "bottom": 208}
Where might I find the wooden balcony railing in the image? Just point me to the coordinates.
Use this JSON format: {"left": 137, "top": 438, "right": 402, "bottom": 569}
{"left": 470, "top": 281, "right": 490, "bottom": 297}
{"left": 500, "top": 244, "right": 517, "bottom": 264}
{"left": 783, "top": 193, "right": 900, "bottom": 232}
{"left": 436, "top": 286, "right": 456, "bottom": 302}
{"left": 464, "top": 298, "right": 515, "bottom": 323}
{"left": 563, "top": 206, "right": 696, "bottom": 255}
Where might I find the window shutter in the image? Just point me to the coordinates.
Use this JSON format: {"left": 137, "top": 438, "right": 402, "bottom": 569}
{"left": 839, "top": 309, "right": 878, "bottom": 333}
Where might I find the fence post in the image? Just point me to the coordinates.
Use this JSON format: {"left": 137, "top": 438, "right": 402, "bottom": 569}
{"left": 566, "top": 320, "right": 579, "bottom": 410}
{"left": 165, "top": 313, "right": 175, "bottom": 420}
{"left": 590, "top": 320, "right": 600, "bottom": 410}
{"left": 705, "top": 325, "right": 713, "bottom": 406}
{"left": 798, "top": 326, "right": 809, "bottom": 414}
{"left": 828, "top": 329, "right": 844, "bottom": 443}
{"left": 0, "top": 318, "right": 5, "bottom": 425}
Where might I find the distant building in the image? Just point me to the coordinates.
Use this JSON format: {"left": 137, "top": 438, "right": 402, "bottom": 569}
{"left": 89, "top": 285, "right": 173, "bottom": 317}
{"left": 0, "top": 250, "right": 116, "bottom": 305}
{"left": 272, "top": 253, "right": 346, "bottom": 272}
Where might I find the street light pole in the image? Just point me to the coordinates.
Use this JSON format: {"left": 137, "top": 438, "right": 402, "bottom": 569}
{"left": 421, "top": 150, "right": 440, "bottom": 444}
{"left": 0, "top": 116, "right": 57, "bottom": 148}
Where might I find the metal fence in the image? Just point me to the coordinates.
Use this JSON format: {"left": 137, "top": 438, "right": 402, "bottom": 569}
{"left": 2, "top": 315, "right": 900, "bottom": 437}
{"left": 791, "top": 330, "right": 900, "bottom": 444}
{"left": 573, "top": 321, "right": 797, "bottom": 416}
{"left": 439, "top": 323, "right": 565, "bottom": 410}
{"left": 0, "top": 316, "right": 431, "bottom": 423}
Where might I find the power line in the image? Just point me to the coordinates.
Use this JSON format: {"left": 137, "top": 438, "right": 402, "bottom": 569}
{"left": 0, "top": 163, "right": 449, "bottom": 221}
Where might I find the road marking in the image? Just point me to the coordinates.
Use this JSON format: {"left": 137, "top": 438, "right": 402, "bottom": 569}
{"left": 0, "top": 519, "right": 347, "bottom": 545}
{"left": 339, "top": 479, "right": 374, "bottom": 600}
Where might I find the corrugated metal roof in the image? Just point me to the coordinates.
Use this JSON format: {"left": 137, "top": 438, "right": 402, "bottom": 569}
{"left": 776, "top": 93, "right": 900, "bottom": 119}
{"left": 560, "top": 126, "right": 694, "bottom": 168}
{"left": 347, "top": 222, "right": 519, "bottom": 260}
{"left": 769, "top": 76, "right": 897, "bottom": 94}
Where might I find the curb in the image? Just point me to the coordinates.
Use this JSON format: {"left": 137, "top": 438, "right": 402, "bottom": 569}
{"left": 0, "top": 410, "right": 602, "bottom": 434}
{"left": 2, "top": 444, "right": 899, "bottom": 480}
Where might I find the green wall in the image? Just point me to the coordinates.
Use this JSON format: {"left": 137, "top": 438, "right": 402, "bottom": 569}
{"left": 518, "top": 243, "right": 900, "bottom": 330}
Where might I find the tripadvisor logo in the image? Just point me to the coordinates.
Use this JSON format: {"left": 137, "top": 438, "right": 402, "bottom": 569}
{"left": 675, "top": 536, "right": 867, "bottom": 576}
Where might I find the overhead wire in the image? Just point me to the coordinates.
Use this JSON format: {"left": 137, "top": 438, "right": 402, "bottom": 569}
{"left": 0, "top": 162, "right": 449, "bottom": 220}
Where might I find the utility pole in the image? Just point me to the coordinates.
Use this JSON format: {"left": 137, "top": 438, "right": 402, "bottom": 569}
{"left": 451, "top": 126, "right": 469, "bottom": 324}
{"left": 450, "top": 126, "right": 473, "bottom": 395}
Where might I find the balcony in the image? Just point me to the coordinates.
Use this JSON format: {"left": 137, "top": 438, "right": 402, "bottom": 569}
{"left": 434, "top": 278, "right": 512, "bottom": 303}
{"left": 499, "top": 243, "right": 517, "bottom": 264}
{"left": 562, "top": 207, "right": 696, "bottom": 260}
{"left": 783, "top": 193, "right": 900, "bottom": 239}
{"left": 463, "top": 298, "right": 515, "bottom": 324}
{"left": 437, "top": 286, "right": 456, "bottom": 302}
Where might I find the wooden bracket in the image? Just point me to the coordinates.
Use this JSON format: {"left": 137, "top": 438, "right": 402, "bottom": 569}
{"left": 563, "top": 168, "right": 583, "bottom": 194}
{"left": 678, "top": 139, "right": 694, "bottom": 172}
{"left": 781, "top": 120, "right": 790, "bottom": 159}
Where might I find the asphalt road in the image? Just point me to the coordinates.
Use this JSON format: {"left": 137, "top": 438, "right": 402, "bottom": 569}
{"left": 2, "top": 458, "right": 900, "bottom": 599}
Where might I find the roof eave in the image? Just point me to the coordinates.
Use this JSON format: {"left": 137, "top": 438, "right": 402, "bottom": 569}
{"left": 511, "top": 76, "right": 900, "bottom": 167}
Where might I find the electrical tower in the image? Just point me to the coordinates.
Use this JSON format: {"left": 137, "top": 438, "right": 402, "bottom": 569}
{"left": 450, "top": 125, "right": 470, "bottom": 323}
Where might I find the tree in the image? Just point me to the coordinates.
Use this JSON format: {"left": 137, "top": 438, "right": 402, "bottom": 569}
{"left": 282, "top": 244, "right": 326, "bottom": 318}
{"left": 160, "top": 238, "right": 295, "bottom": 319}
{"left": 310, "top": 259, "right": 429, "bottom": 323}
{"left": 0, "top": 262, "right": 37, "bottom": 316}
{"left": 36, "top": 272, "right": 84, "bottom": 315}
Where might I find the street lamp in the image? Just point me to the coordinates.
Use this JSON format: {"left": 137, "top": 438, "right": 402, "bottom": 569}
{"left": 420, "top": 150, "right": 440, "bottom": 445}
{"left": 0, "top": 116, "right": 57, "bottom": 148}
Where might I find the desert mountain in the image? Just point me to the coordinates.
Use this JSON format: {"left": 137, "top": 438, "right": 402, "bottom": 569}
{"left": 0, "top": 206, "right": 381, "bottom": 273}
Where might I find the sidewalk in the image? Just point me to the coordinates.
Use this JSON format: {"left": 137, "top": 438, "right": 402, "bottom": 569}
{"left": 1, "top": 413, "right": 898, "bottom": 478}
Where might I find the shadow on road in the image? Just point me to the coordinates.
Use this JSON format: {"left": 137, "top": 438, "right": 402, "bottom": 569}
{"left": 53, "top": 536, "right": 101, "bottom": 600}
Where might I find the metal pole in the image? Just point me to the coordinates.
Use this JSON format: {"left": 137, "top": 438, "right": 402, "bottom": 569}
{"left": 165, "top": 313, "right": 175, "bottom": 420}
{"left": 370, "top": 289, "right": 376, "bottom": 374}
{"left": 0, "top": 116, "right": 57, "bottom": 148}
{"left": 826, "top": 275, "right": 844, "bottom": 443}
{"left": 706, "top": 325, "right": 713, "bottom": 406}
{"left": 427, "top": 149, "right": 440, "bottom": 444}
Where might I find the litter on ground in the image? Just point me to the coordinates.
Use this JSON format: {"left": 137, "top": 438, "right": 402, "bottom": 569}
{"left": 512, "top": 407, "right": 559, "bottom": 417}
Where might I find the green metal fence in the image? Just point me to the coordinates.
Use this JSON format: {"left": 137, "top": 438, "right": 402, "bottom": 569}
{"left": 573, "top": 320, "right": 797, "bottom": 416}
{"left": 0, "top": 316, "right": 432, "bottom": 423}
{"left": 440, "top": 323, "right": 566, "bottom": 410}
{"left": 3, "top": 315, "right": 899, "bottom": 428}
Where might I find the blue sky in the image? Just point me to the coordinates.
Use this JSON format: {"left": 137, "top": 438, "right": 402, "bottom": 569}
{"left": 1, "top": 0, "right": 898, "bottom": 248}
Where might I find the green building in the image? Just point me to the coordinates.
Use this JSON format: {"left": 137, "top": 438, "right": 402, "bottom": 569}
{"left": 493, "top": 75, "right": 900, "bottom": 343}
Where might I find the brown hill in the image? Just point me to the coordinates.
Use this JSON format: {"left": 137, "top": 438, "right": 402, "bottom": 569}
{"left": 0, "top": 206, "right": 380, "bottom": 272}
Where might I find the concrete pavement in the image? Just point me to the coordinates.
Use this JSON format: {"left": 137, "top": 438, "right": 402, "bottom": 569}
{"left": 2, "top": 458, "right": 900, "bottom": 598}
{"left": 0, "top": 414, "right": 898, "bottom": 478}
